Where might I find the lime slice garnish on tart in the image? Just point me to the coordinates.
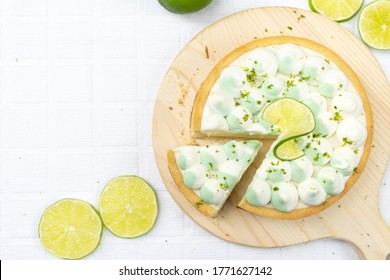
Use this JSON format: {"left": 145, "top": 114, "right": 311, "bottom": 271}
{"left": 99, "top": 176, "right": 158, "bottom": 238}
{"left": 39, "top": 199, "right": 102, "bottom": 259}
{"left": 262, "top": 98, "right": 315, "bottom": 161}
{"left": 358, "top": 0, "right": 390, "bottom": 50}
{"left": 309, "top": 0, "right": 364, "bottom": 22}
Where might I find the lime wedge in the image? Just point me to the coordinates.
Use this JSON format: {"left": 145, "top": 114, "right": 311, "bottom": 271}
{"left": 158, "top": 0, "right": 213, "bottom": 14}
{"left": 262, "top": 98, "right": 315, "bottom": 161}
{"left": 309, "top": 0, "right": 364, "bottom": 22}
{"left": 38, "top": 199, "right": 102, "bottom": 259}
{"left": 99, "top": 176, "right": 158, "bottom": 238}
{"left": 358, "top": 0, "right": 390, "bottom": 50}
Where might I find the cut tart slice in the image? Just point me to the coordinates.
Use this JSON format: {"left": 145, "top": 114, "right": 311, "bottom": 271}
{"left": 167, "top": 140, "right": 262, "bottom": 217}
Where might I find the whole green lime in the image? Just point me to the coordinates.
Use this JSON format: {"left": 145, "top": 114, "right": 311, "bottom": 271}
{"left": 158, "top": 0, "right": 213, "bottom": 14}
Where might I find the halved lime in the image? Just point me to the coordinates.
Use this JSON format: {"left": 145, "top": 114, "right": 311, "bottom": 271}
{"left": 262, "top": 98, "right": 315, "bottom": 161}
{"left": 158, "top": 0, "right": 213, "bottom": 14}
{"left": 358, "top": 0, "right": 390, "bottom": 50}
{"left": 309, "top": 0, "right": 364, "bottom": 22}
{"left": 99, "top": 176, "right": 158, "bottom": 238}
{"left": 38, "top": 199, "right": 102, "bottom": 259}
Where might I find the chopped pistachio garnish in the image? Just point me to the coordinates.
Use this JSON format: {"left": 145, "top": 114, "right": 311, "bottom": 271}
{"left": 273, "top": 186, "right": 279, "bottom": 191}
{"left": 242, "top": 114, "right": 249, "bottom": 122}
{"left": 313, "top": 153, "right": 320, "bottom": 161}
{"left": 267, "top": 84, "right": 274, "bottom": 90}
{"left": 324, "top": 59, "right": 330, "bottom": 64}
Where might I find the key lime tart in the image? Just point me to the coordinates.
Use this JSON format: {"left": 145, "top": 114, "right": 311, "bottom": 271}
{"left": 168, "top": 36, "right": 372, "bottom": 219}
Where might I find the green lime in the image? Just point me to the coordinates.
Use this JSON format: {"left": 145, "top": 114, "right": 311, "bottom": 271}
{"left": 38, "top": 199, "right": 102, "bottom": 259}
{"left": 358, "top": 0, "right": 390, "bottom": 50}
{"left": 309, "top": 0, "right": 364, "bottom": 22}
{"left": 99, "top": 176, "right": 158, "bottom": 238}
{"left": 262, "top": 98, "right": 315, "bottom": 161}
{"left": 158, "top": 0, "right": 213, "bottom": 14}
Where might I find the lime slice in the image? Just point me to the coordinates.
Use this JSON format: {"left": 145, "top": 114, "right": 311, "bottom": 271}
{"left": 309, "top": 0, "right": 364, "bottom": 22}
{"left": 99, "top": 176, "right": 158, "bottom": 238}
{"left": 38, "top": 199, "right": 102, "bottom": 259}
{"left": 262, "top": 98, "right": 315, "bottom": 161}
{"left": 158, "top": 0, "right": 213, "bottom": 14}
{"left": 358, "top": 0, "right": 390, "bottom": 50}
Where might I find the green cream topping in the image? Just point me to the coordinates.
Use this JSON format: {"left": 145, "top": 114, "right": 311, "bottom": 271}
{"left": 200, "top": 184, "right": 215, "bottom": 203}
{"left": 199, "top": 151, "right": 218, "bottom": 170}
{"left": 240, "top": 92, "right": 262, "bottom": 114}
{"left": 223, "top": 142, "right": 239, "bottom": 160}
{"left": 278, "top": 56, "right": 293, "bottom": 75}
{"left": 312, "top": 117, "right": 332, "bottom": 138}
{"left": 290, "top": 161, "right": 307, "bottom": 183}
{"left": 318, "top": 82, "right": 335, "bottom": 98}
{"left": 218, "top": 172, "right": 237, "bottom": 191}
{"left": 177, "top": 154, "right": 188, "bottom": 170}
{"left": 303, "top": 96, "right": 324, "bottom": 115}
{"left": 183, "top": 170, "right": 197, "bottom": 189}
{"left": 271, "top": 189, "right": 290, "bottom": 212}
{"left": 266, "top": 168, "right": 286, "bottom": 183}
{"left": 245, "top": 187, "right": 263, "bottom": 206}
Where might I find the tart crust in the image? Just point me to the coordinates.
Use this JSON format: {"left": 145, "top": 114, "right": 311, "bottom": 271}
{"left": 188, "top": 36, "right": 373, "bottom": 219}
{"left": 167, "top": 150, "right": 218, "bottom": 217}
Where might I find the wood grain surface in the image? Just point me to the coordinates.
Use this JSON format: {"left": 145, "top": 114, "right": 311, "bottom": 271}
{"left": 152, "top": 7, "right": 390, "bottom": 259}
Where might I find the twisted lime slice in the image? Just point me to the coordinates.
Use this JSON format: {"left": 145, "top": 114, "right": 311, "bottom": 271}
{"left": 262, "top": 98, "right": 315, "bottom": 161}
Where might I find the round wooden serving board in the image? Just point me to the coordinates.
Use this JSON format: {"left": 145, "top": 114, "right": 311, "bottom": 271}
{"left": 152, "top": 6, "right": 390, "bottom": 259}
